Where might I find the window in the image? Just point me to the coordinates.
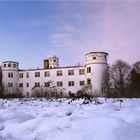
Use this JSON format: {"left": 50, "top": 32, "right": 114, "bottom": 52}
{"left": 104, "top": 55, "right": 107, "bottom": 60}
{"left": 26, "top": 72, "right": 29, "bottom": 78}
{"left": 8, "top": 83, "right": 13, "bottom": 87}
{"left": 68, "top": 81, "right": 74, "bottom": 87}
{"left": 35, "top": 72, "right": 40, "bottom": 77}
{"left": 4, "top": 64, "right": 6, "bottom": 67}
{"left": 87, "top": 79, "right": 91, "bottom": 85}
{"left": 93, "top": 57, "right": 96, "bottom": 60}
{"left": 57, "top": 81, "right": 63, "bottom": 87}
{"left": 8, "top": 72, "right": 13, "bottom": 78}
{"left": 80, "top": 81, "right": 85, "bottom": 86}
{"left": 35, "top": 82, "right": 40, "bottom": 87}
{"left": 8, "top": 63, "right": 11, "bottom": 67}
{"left": 19, "top": 73, "right": 23, "bottom": 78}
{"left": 19, "top": 83, "right": 23, "bottom": 88}
{"left": 54, "top": 59, "right": 56, "bottom": 62}
{"left": 44, "top": 82, "right": 50, "bottom": 87}
{"left": 79, "top": 69, "right": 85, "bottom": 75}
{"left": 57, "top": 70, "right": 63, "bottom": 76}
{"left": 27, "top": 83, "right": 29, "bottom": 87}
{"left": 87, "top": 67, "right": 91, "bottom": 73}
{"left": 26, "top": 92, "right": 29, "bottom": 96}
{"left": 68, "top": 69, "right": 74, "bottom": 75}
{"left": 44, "top": 71, "right": 50, "bottom": 77}
{"left": 13, "top": 64, "right": 16, "bottom": 67}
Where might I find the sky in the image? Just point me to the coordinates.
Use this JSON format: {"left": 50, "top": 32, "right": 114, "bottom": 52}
{"left": 0, "top": 1, "right": 140, "bottom": 69}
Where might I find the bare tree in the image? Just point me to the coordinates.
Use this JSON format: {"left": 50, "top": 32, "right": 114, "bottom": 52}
{"left": 101, "top": 66, "right": 110, "bottom": 97}
{"left": 133, "top": 61, "right": 140, "bottom": 73}
{"left": 130, "top": 61, "right": 140, "bottom": 97}
{"left": 110, "top": 59, "right": 131, "bottom": 97}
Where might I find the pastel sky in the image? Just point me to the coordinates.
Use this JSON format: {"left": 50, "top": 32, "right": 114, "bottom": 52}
{"left": 0, "top": 1, "right": 140, "bottom": 69}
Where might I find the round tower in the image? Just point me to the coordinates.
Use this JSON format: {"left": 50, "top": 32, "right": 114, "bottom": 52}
{"left": 44, "top": 56, "right": 59, "bottom": 69}
{"left": 2, "top": 61, "right": 19, "bottom": 94}
{"left": 85, "top": 52, "right": 108, "bottom": 96}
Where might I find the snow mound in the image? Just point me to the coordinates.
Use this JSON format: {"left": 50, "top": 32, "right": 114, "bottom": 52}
{"left": 0, "top": 98, "right": 140, "bottom": 140}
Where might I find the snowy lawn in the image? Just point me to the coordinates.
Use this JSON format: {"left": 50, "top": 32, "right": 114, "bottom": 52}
{"left": 0, "top": 98, "right": 140, "bottom": 140}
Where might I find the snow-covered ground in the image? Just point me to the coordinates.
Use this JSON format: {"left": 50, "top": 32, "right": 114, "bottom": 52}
{"left": 0, "top": 98, "right": 140, "bottom": 140}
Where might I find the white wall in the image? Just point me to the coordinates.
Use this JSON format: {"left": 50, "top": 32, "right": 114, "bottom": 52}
{"left": 19, "top": 67, "right": 86, "bottom": 95}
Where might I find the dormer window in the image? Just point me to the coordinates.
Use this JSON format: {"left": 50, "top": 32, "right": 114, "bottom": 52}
{"left": 93, "top": 57, "right": 96, "bottom": 60}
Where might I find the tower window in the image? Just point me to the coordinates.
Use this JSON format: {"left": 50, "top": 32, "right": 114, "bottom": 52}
{"left": 35, "top": 72, "right": 40, "bottom": 77}
{"left": 104, "top": 55, "right": 107, "bottom": 60}
{"left": 13, "top": 64, "right": 16, "bottom": 67}
{"left": 8, "top": 72, "right": 13, "bottom": 78}
{"left": 87, "top": 67, "right": 91, "bottom": 73}
{"left": 57, "top": 70, "right": 63, "bottom": 76}
{"left": 68, "top": 69, "right": 74, "bottom": 75}
{"left": 68, "top": 81, "right": 74, "bottom": 86}
{"left": 8, "top": 63, "right": 11, "bottom": 67}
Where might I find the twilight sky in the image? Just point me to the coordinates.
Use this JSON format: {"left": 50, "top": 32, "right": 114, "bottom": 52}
{"left": 0, "top": 1, "right": 140, "bottom": 69}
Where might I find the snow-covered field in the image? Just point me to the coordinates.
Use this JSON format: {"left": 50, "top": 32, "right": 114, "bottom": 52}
{"left": 0, "top": 98, "right": 140, "bottom": 140}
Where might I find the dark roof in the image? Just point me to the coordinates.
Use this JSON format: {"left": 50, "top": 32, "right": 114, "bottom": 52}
{"left": 85, "top": 52, "right": 108, "bottom": 56}
{"left": 19, "top": 65, "right": 85, "bottom": 72}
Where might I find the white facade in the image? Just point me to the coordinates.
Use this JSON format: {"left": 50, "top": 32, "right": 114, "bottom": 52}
{"left": 1, "top": 52, "right": 108, "bottom": 96}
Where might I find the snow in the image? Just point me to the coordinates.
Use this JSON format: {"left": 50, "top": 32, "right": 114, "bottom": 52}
{"left": 0, "top": 98, "right": 140, "bottom": 140}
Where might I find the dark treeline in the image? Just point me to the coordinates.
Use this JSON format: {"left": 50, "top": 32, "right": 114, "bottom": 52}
{"left": 107, "top": 60, "right": 140, "bottom": 98}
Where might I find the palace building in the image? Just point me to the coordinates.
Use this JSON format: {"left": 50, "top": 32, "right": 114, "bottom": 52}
{"left": 1, "top": 52, "right": 108, "bottom": 96}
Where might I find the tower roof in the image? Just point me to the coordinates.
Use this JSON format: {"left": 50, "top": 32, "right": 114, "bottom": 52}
{"left": 2, "top": 61, "right": 19, "bottom": 64}
{"left": 85, "top": 52, "right": 108, "bottom": 56}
